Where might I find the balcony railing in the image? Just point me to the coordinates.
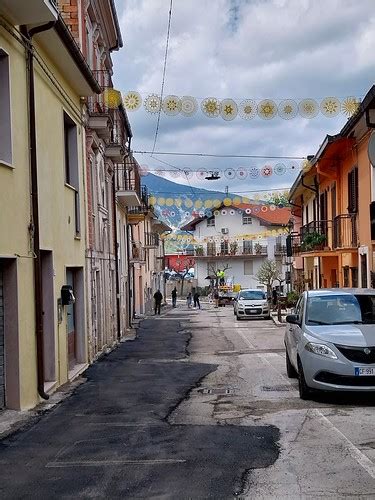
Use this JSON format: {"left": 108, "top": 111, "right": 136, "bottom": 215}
{"left": 300, "top": 220, "right": 331, "bottom": 251}
{"left": 144, "top": 232, "right": 160, "bottom": 248}
{"left": 130, "top": 241, "right": 145, "bottom": 263}
{"left": 274, "top": 244, "right": 287, "bottom": 256}
{"left": 194, "top": 243, "right": 267, "bottom": 257}
{"left": 87, "top": 69, "right": 115, "bottom": 116}
{"left": 333, "top": 214, "right": 358, "bottom": 249}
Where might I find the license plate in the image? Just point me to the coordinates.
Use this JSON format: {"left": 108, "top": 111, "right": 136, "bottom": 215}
{"left": 249, "top": 309, "right": 258, "bottom": 314}
{"left": 354, "top": 367, "right": 375, "bottom": 376}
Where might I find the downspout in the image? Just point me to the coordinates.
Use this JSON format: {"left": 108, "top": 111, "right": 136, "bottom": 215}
{"left": 22, "top": 21, "right": 57, "bottom": 401}
{"left": 124, "top": 139, "right": 133, "bottom": 327}
{"left": 112, "top": 169, "right": 121, "bottom": 340}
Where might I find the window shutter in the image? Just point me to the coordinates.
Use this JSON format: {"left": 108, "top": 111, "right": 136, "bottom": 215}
{"left": 348, "top": 167, "right": 358, "bottom": 214}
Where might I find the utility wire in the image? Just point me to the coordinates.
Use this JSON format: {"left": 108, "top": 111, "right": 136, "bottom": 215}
{"left": 151, "top": 0, "right": 173, "bottom": 154}
{"left": 136, "top": 150, "right": 306, "bottom": 160}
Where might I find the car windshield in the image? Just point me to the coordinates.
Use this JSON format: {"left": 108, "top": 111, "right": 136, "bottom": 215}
{"left": 238, "top": 291, "right": 266, "bottom": 300}
{"left": 306, "top": 294, "right": 375, "bottom": 325}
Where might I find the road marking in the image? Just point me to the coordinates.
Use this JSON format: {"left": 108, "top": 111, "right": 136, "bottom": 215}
{"left": 234, "top": 322, "right": 256, "bottom": 349}
{"left": 46, "top": 459, "right": 187, "bottom": 468}
{"left": 312, "top": 409, "right": 375, "bottom": 479}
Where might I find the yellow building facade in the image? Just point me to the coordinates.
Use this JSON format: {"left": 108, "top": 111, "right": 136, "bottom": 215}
{"left": 0, "top": 3, "right": 99, "bottom": 409}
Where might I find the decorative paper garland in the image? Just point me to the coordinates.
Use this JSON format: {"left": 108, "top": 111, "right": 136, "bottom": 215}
{"left": 118, "top": 91, "right": 361, "bottom": 119}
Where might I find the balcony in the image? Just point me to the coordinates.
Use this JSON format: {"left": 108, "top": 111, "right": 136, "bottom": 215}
{"left": 130, "top": 242, "right": 145, "bottom": 264}
{"left": 300, "top": 220, "right": 331, "bottom": 252}
{"left": 105, "top": 110, "right": 127, "bottom": 162}
{"left": 274, "top": 244, "right": 287, "bottom": 256}
{"left": 0, "top": 0, "right": 58, "bottom": 25}
{"left": 115, "top": 159, "right": 142, "bottom": 209}
{"left": 87, "top": 70, "right": 114, "bottom": 139}
{"left": 194, "top": 242, "right": 268, "bottom": 258}
{"left": 144, "top": 232, "right": 160, "bottom": 248}
{"left": 333, "top": 214, "right": 358, "bottom": 249}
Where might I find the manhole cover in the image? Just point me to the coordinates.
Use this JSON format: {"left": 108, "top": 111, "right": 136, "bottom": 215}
{"left": 197, "top": 388, "right": 234, "bottom": 395}
{"left": 262, "top": 384, "right": 294, "bottom": 392}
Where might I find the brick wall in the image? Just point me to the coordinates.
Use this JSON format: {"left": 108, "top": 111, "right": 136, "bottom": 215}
{"left": 58, "top": 0, "right": 80, "bottom": 45}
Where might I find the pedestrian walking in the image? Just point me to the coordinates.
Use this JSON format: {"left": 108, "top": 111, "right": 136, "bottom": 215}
{"left": 214, "top": 289, "right": 219, "bottom": 308}
{"left": 186, "top": 292, "right": 192, "bottom": 308}
{"left": 154, "top": 289, "right": 163, "bottom": 315}
{"left": 193, "top": 291, "right": 201, "bottom": 309}
{"left": 272, "top": 287, "right": 278, "bottom": 311}
{"left": 171, "top": 287, "right": 177, "bottom": 307}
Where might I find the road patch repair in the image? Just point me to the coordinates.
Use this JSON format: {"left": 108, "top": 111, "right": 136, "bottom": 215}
{"left": 0, "top": 314, "right": 280, "bottom": 498}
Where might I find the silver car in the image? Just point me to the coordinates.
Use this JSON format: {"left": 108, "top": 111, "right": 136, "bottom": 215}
{"left": 285, "top": 289, "right": 375, "bottom": 399}
{"left": 234, "top": 289, "right": 270, "bottom": 320}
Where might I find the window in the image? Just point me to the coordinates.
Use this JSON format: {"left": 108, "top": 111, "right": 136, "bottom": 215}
{"left": 207, "top": 217, "right": 215, "bottom": 227}
{"left": 244, "top": 261, "right": 253, "bottom": 275}
{"left": 243, "top": 240, "right": 253, "bottom": 254}
{"left": 207, "top": 242, "right": 216, "bottom": 256}
{"left": 242, "top": 215, "right": 252, "bottom": 225}
{"left": 348, "top": 167, "right": 359, "bottom": 214}
{"left": 63, "top": 112, "right": 80, "bottom": 235}
{"left": 0, "top": 50, "right": 12, "bottom": 165}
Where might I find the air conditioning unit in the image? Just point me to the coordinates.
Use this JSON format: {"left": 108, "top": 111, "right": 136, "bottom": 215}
{"left": 221, "top": 228, "right": 229, "bottom": 234}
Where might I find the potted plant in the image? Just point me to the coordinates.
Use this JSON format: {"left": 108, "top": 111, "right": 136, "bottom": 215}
{"left": 230, "top": 241, "right": 238, "bottom": 255}
{"left": 254, "top": 243, "right": 263, "bottom": 254}
{"left": 195, "top": 245, "right": 204, "bottom": 256}
{"left": 301, "top": 232, "right": 326, "bottom": 251}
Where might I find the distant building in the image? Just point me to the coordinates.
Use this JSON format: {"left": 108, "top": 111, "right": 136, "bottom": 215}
{"left": 181, "top": 204, "right": 291, "bottom": 290}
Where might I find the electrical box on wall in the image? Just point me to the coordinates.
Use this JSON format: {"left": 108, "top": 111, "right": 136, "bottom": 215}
{"left": 61, "top": 285, "right": 75, "bottom": 306}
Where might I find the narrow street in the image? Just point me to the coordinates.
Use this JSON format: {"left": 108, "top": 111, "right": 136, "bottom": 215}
{"left": 2, "top": 305, "right": 375, "bottom": 498}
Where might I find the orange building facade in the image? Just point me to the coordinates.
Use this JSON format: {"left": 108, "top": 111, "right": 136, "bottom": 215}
{"left": 289, "top": 86, "right": 375, "bottom": 290}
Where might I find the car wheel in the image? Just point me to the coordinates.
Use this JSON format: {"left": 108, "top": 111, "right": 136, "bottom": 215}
{"left": 233, "top": 308, "right": 236, "bottom": 315}
{"left": 265, "top": 315, "right": 271, "bottom": 320}
{"left": 286, "top": 349, "right": 297, "bottom": 378}
{"left": 236, "top": 314, "right": 241, "bottom": 321}
{"left": 297, "top": 358, "right": 311, "bottom": 400}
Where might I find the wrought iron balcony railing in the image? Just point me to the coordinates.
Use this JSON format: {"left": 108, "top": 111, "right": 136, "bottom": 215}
{"left": 194, "top": 243, "right": 267, "bottom": 257}
{"left": 333, "top": 214, "right": 358, "bottom": 249}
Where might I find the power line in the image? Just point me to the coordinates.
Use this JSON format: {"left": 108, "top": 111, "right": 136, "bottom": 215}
{"left": 151, "top": 0, "right": 173, "bottom": 154}
{"left": 135, "top": 150, "right": 306, "bottom": 160}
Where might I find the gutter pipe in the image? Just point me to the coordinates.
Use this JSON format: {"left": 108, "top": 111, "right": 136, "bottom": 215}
{"left": 22, "top": 21, "right": 57, "bottom": 401}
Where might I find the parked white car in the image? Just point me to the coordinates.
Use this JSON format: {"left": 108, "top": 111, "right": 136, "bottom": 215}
{"left": 285, "top": 289, "right": 375, "bottom": 400}
{"left": 234, "top": 289, "right": 270, "bottom": 320}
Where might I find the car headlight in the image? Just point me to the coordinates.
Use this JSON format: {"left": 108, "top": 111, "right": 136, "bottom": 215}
{"left": 238, "top": 303, "right": 245, "bottom": 309}
{"left": 305, "top": 342, "right": 337, "bottom": 359}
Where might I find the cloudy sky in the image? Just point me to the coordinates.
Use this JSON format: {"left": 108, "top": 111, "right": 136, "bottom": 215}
{"left": 112, "top": 0, "right": 375, "bottom": 197}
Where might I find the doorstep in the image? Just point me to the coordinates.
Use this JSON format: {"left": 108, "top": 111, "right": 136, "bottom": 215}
{"left": 68, "top": 362, "right": 88, "bottom": 383}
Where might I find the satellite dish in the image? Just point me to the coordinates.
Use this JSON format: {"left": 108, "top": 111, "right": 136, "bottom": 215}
{"left": 368, "top": 131, "right": 375, "bottom": 165}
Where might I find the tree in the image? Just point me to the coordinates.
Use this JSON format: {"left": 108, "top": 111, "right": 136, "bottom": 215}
{"left": 174, "top": 257, "right": 195, "bottom": 296}
{"left": 207, "top": 262, "right": 231, "bottom": 288}
{"left": 256, "top": 259, "right": 282, "bottom": 296}
{"left": 268, "top": 192, "right": 290, "bottom": 207}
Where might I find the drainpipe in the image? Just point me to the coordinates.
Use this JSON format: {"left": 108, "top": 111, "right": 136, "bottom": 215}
{"left": 22, "top": 21, "right": 56, "bottom": 401}
{"left": 112, "top": 171, "right": 121, "bottom": 340}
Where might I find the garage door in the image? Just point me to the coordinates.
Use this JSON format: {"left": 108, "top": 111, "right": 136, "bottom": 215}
{"left": 0, "top": 265, "right": 5, "bottom": 408}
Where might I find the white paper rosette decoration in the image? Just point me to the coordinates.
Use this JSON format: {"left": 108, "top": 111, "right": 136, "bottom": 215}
{"left": 236, "top": 167, "right": 248, "bottom": 180}
{"left": 342, "top": 96, "right": 360, "bottom": 117}
{"left": 224, "top": 168, "right": 236, "bottom": 180}
{"left": 320, "top": 97, "right": 340, "bottom": 117}
{"left": 239, "top": 99, "right": 257, "bottom": 119}
{"left": 249, "top": 167, "right": 259, "bottom": 178}
{"left": 162, "top": 95, "right": 181, "bottom": 115}
{"left": 220, "top": 98, "right": 238, "bottom": 121}
{"left": 139, "top": 164, "right": 149, "bottom": 176}
{"left": 299, "top": 99, "right": 319, "bottom": 118}
{"left": 180, "top": 96, "right": 198, "bottom": 117}
{"left": 274, "top": 163, "right": 287, "bottom": 176}
{"left": 278, "top": 99, "right": 298, "bottom": 120}
{"left": 197, "top": 168, "right": 208, "bottom": 180}
{"left": 258, "top": 99, "right": 277, "bottom": 120}
{"left": 144, "top": 94, "right": 161, "bottom": 113}
{"left": 201, "top": 97, "right": 221, "bottom": 118}
{"left": 123, "top": 91, "right": 142, "bottom": 111}
{"left": 183, "top": 168, "right": 194, "bottom": 180}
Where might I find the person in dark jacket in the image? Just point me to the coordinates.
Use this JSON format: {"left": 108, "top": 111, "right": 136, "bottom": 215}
{"left": 154, "top": 290, "right": 163, "bottom": 315}
{"left": 171, "top": 287, "right": 177, "bottom": 307}
{"left": 193, "top": 291, "right": 201, "bottom": 309}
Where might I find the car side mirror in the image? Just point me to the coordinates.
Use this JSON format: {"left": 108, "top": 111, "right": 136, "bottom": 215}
{"left": 286, "top": 314, "right": 300, "bottom": 325}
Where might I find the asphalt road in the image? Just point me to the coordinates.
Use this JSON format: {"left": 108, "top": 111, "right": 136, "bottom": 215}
{"left": 0, "top": 308, "right": 279, "bottom": 499}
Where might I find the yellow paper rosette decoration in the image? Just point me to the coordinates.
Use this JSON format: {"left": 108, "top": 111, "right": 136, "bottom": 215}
{"left": 103, "top": 89, "right": 122, "bottom": 109}
{"left": 342, "top": 97, "right": 360, "bottom": 117}
{"left": 320, "top": 97, "right": 340, "bottom": 117}
{"left": 201, "top": 97, "right": 221, "bottom": 118}
{"left": 144, "top": 94, "right": 161, "bottom": 113}
{"left": 258, "top": 99, "right": 277, "bottom": 120}
{"left": 299, "top": 99, "right": 319, "bottom": 118}
{"left": 123, "top": 91, "right": 142, "bottom": 111}
{"left": 220, "top": 98, "right": 238, "bottom": 121}
{"left": 239, "top": 99, "right": 257, "bottom": 120}
{"left": 162, "top": 95, "right": 181, "bottom": 116}
{"left": 301, "top": 159, "right": 312, "bottom": 173}
{"left": 278, "top": 99, "right": 298, "bottom": 120}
